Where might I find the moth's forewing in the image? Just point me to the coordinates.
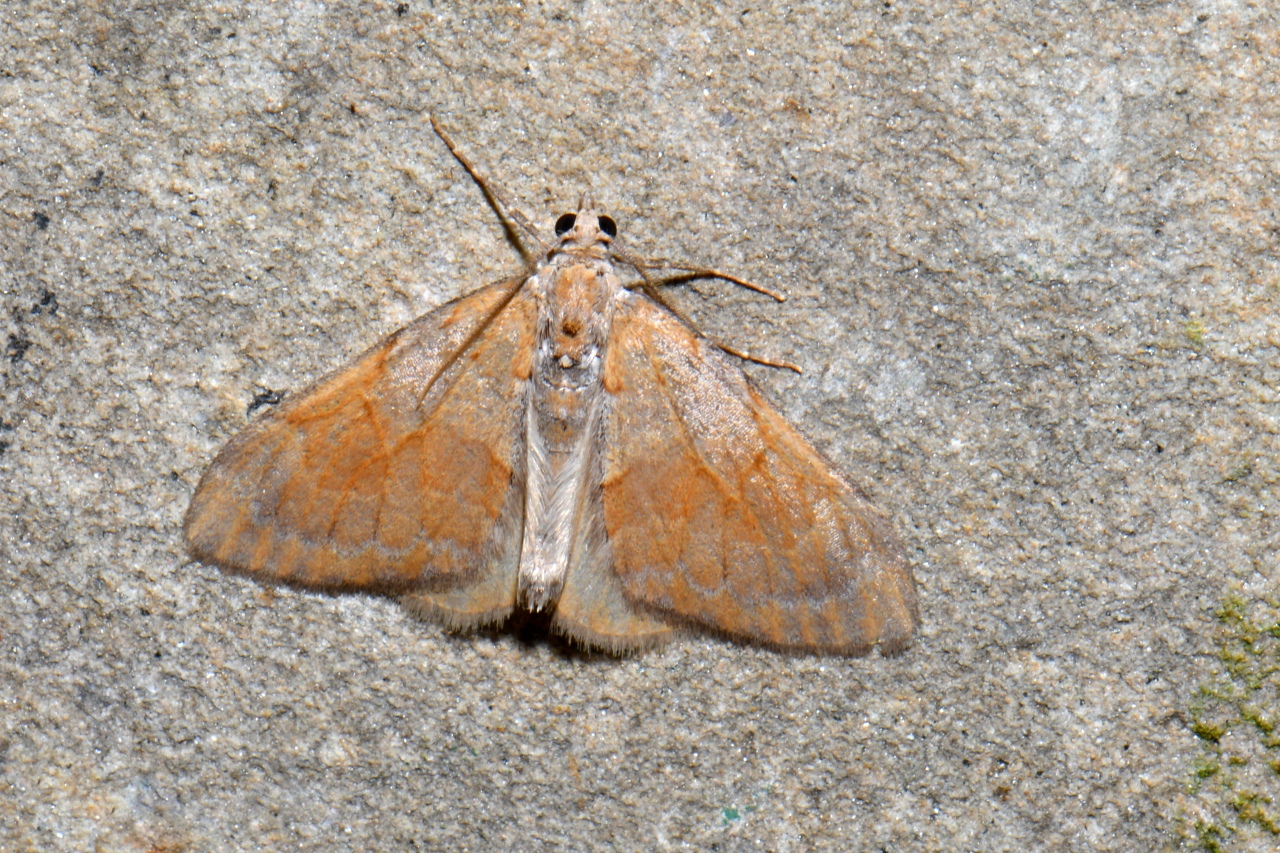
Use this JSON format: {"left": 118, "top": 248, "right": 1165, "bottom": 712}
{"left": 598, "top": 291, "right": 919, "bottom": 655}
{"left": 184, "top": 279, "right": 535, "bottom": 609}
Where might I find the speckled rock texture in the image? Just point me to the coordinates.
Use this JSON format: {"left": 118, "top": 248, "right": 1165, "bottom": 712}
{"left": 2, "top": 2, "right": 1276, "bottom": 851}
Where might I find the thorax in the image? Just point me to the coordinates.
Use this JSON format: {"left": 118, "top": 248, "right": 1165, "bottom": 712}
{"left": 529, "top": 255, "right": 618, "bottom": 451}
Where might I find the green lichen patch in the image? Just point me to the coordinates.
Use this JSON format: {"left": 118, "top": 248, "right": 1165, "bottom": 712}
{"left": 1185, "top": 319, "right": 1207, "bottom": 348}
{"left": 1177, "top": 590, "right": 1280, "bottom": 850}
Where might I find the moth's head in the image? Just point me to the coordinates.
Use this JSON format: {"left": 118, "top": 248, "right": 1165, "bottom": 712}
{"left": 552, "top": 196, "right": 617, "bottom": 256}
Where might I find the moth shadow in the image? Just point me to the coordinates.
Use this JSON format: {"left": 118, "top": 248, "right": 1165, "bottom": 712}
{"left": 465, "top": 609, "right": 630, "bottom": 665}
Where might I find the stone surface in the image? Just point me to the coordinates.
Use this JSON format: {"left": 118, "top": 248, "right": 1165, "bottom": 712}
{"left": 2, "top": 2, "right": 1277, "bottom": 850}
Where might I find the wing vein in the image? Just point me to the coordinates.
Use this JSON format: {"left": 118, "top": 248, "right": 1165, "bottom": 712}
{"left": 413, "top": 275, "right": 528, "bottom": 412}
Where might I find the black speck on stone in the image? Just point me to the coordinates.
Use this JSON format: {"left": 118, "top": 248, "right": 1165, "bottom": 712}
{"left": 33, "top": 289, "right": 58, "bottom": 315}
{"left": 5, "top": 335, "right": 32, "bottom": 363}
{"left": 33, "top": 212, "right": 50, "bottom": 230}
{"left": 248, "top": 388, "right": 286, "bottom": 416}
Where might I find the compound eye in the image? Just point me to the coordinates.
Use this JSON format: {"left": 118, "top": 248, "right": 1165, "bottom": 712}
{"left": 597, "top": 215, "right": 617, "bottom": 238}
{"left": 554, "top": 213, "right": 577, "bottom": 237}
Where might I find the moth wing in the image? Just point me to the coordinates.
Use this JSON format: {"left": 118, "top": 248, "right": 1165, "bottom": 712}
{"left": 600, "top": 291, "right": 919, "bottom": 654}
{"left": 548, "top": 439, "right": 675, "bottom": 654}
{"left": 184, "top": 279, "right": 536, "bottom": 627}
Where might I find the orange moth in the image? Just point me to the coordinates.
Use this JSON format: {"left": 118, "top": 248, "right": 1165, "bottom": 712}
{"left": 184, "top": 118, "right": 919, "bottom": 655}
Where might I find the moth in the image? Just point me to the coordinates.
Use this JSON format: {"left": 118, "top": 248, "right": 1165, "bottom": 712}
{"left": 183, "top": 117, "right": 920, "bottom": 655}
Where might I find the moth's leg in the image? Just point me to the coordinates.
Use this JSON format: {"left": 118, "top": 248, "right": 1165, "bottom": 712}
{"left": 612, "top": 248, "right": 788, "bottom": 303}
{"left": 622, "top": 264, "right": 802, "bottom": 374}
